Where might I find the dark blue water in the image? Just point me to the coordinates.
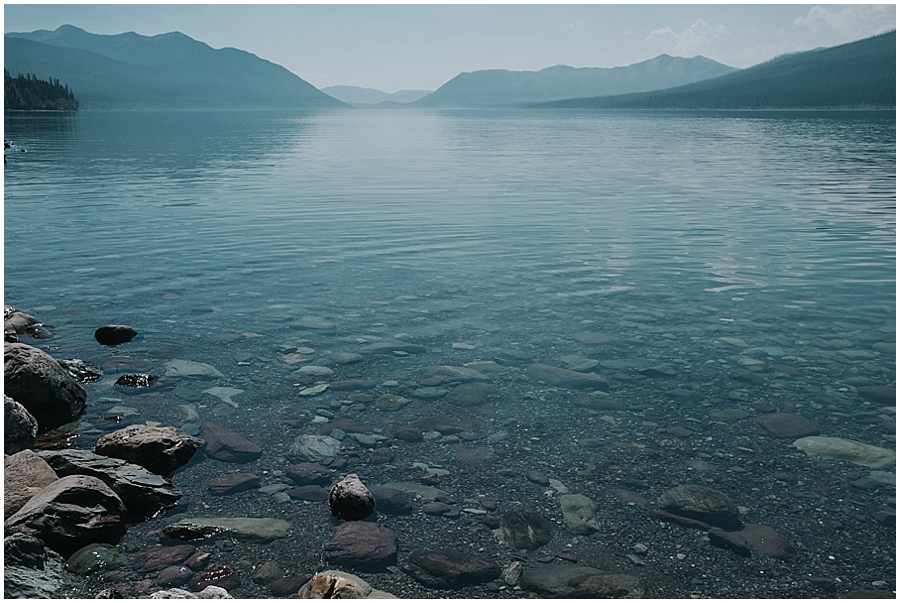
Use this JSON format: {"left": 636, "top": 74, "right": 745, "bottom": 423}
{"left": 4, "top": 108, "right": 895, "bottom": 598}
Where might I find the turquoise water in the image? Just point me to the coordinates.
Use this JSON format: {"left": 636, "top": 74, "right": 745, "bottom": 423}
{"left": 4, "top": 108, "right": 896, "bottom": 597}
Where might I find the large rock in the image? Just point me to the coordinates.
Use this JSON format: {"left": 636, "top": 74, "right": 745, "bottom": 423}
{"left": 297, "top": 570, "right": 396, "bottom": 599}
{"left": 559, "top": 494, "right": 601, "bottom": 534}
{"left": 208, "top": 473, "right": 260, "bottom": 496}
{"left": 286, "top": 463, "right": 334, "bottom": 486}
{"left": 4, "top": 395, "right": 38, "bottom": 454}
{"left": 401, "top": 549, "right": 500, "bottom": 589}
{"left": 4, "top": 533, "right": 79, "bottom": 598}
{"left": 132, "top": 544, "right": 198, "bottom": 573}
{"left": 519, "top": 565, "right": 643, "bottom": 598}
{"left": 498, "top": 510, "right": 554, "bottom": 550}
{"left": 524, "top": 363, "right": 610, "bottom": 391}
{"left": 657, "top": 485, "right": 741, "bottom": 529}
{"left": 94, "top": 325, "right": 138, "bottom": 346}
{"left": 163, "top": 517, "right": 291, "bottom": 544}
{"left": 324, "top": 522, "right": 397, "bottom": 570}
{"left": 96, "top": 424, "right": 204, "bottom": 476}
{"left": 793, "top": 436, "right": 895, "bottom": 468}
{"left": 288, "top": 435, "right": 342, "bottom": 463}
{"left": 4, "top": 474, "right": 128, "bottom": 557}
{"left": 368, "top": 485, "right": 414, "bottom": 515}
{"left": 149, "top": 586, "right": 234, "bottom": 599}
{"left": 37, "top": 448, "right": 182, "bottom": 518}
{"left": 754, "top": 413, "right": 819, "bottom": 439}
{"left": 445, "top": 382, "right": 498, "bottom": 407}
{"left": 329, "top": 474, "right": 375, "bottom": 521}
{"left": 856, "top": 385, "right": 895, "bottom": 405}
{"left": 4, "top": 306, "right": 40, "bottom": 335}
{"left": 165, "top": 359, "right": 225, "bottom": 379}
{"left": 201, "top": 422, "right": 262, "bottom": 463}
{"left": 4, "top": 450, "right": 59, "bottom": 517}
{"left": 4, "top": 342, "right": 87, "bottom": 432}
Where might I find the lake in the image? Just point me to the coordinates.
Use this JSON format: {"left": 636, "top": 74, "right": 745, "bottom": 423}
{"left": 4, "top": 108, "right": 896, "bottom": 598}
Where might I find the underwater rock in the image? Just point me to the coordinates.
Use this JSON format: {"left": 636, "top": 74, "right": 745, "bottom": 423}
{"left": 519, "top": 565, "right": 643, "bottom": 598}
{"left": 132, "top": 544, "right": 198, "bottom": 573}
{"left": 498, "top": 510, "right": 554, "bottom": 550}
{"left": 290, "top": 316, "right": 337, "bottom": 334}
{"left": 559, "top": 494, "right": 601, "bottom": 534}
{"left": 324, "top": 521, "right": 397, "bottom": 570}
{"left": 5, "top": 395, "right": 38, "bottom": 454}
{"left": 657, "top": 485, "right": 741, "bottom": 530}
{"left": 4, "top": 533, "right": 78, "bottom": 598}
{"left": 57, "top": 358, "right": 103, "bottom": 383}
{"left": 329, "top": 474, "right": 375, "bottom": 521}
{"left": 94, "top": 325, "right": 138, "bottom": 346}
{"left": 524, "top": 363, "right": 610, "bottom": 391}
{"left": 401, "top": 549, "right": 500, "bottom": 589}
{"left": 201, "top": 423, "right": 262, "bottom": 463}
{"left": 96, "top": 424, "right": 203, "bottom": 476}
{"left": 754, "top": 413, "right": 819, "bottom": 439}
{"left": 297, "top": 570, "right": 396, "bottom": 599}
{"left": 115, "top": 373, "right": 160, "bottom": 388}
{"left": 289, "top": 434, "right": 341, "bottom": 462}
{"left": 793, "top": 436, "right": 895, "bottom": 468}
{"left": 4, "top": 342, "right": 87, "bottom": 433}
{"left": 163, "top": 517, "right": 290, "bottom": 544}
{"left": 445, "top": 382, "right": 498, "bottom": 407}
{"left": 188, "top": 566, "right": 241, "bottom": 592}
{"left": 208, "top": 473, "right": 260, "bottom": 495}
{"left": 165, "top": 359, "right": 225, "bottom": 379}
{"left": 368, "top": 485, "right": 414, "bottom": 515}
{"left": 4, "top": 474, "right": 127, "bottom": 557}
{"left": 426, "top": 365, "right": 492, "bottom": 384}
{"left": 286, "top": 462, "right": 334, "bottom": 486}
{"left": 64, "top": 542, "right": 129, "bottom": 576}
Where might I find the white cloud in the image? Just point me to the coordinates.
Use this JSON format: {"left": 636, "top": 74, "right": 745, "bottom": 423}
{"left": 645, "top": 19, "right": 731, "bottom": 57}
{"left": 794, "top": 5, "right": 895, "bottom": 36}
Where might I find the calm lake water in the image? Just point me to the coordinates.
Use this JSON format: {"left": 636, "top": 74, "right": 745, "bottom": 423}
{"left": 3, "top": 108, "right": 896, "bottom": 598}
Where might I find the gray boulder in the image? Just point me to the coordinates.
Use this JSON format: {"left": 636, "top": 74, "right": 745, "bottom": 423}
{"left": 4, "top": 395, "right": 38, "bottom": 454}
{"left": 498, "top": 510, "right": 554, "bottom": 550}
{"left": 401, "top": 549, "right": 500, "bottom": 589}
{"left": 4, "top": 306, "right": 39, "bottom": 334}
{"left": 4, "top": 449, "right": 59, "bottom": 517}
{"left": 4, "top": 533, "right": 79, "bottom": 598}
{"left": 324, "top": 521, "right": 398, "bottom": 570}
{"left": 4, "top": 474, "right": 128, "bottom": 557}
{"left": 4, "top": 342, "right": 87, "bottom": 432}
{"left": 96, "top": 424, "right": 204, "bottom": 476}
{"left": 38, "top": 448, "right": 182, "bottom": 519}
{"left": 657, "top": 484, "right": 741, "bottom": 529}
{"left": 524, "top": 363, "right": 610, "bottom": 391}
{"left": 329, "top": 474, "right": 375, "bottom": 521}
{"left": 520, "top": 565, "right": 643, "bottom": 598}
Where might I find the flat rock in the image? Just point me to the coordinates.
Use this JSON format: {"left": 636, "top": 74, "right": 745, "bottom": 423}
{"left": 329, "top": 379, "right": 376, "bottom": 391}
{"left": 754, "top": 413, "right": 819, "bottom": 439}
{"left": 38, "top": 448, "right": 182, "bottom": 519}
{"left": 202, "top": 387, "right": 244, "bottom": 408}
{"left": 324, "top": 521, "right": 397, "bottom": 570}
{"left": 520, "top": 565, "right": 643, "bottom": 598}
{"left": 392, "top": 426, "right": 423, "bottom": 442}
{"left": 4, "top": 474, "right": 127, "bottom": 557}
{"left": 856, "top": 385, "right": 895, "bottom": 405}
{"left": 163, "top": 517, "right": 290, "bottom": 543}
{"left": 165, "top": 359, "right": 225, "bottom": 379}
{"left": 290, "top": 316, "right": 336, "bottom": 334}
{"left": 709, "top": 408, "right": 750, "bottom": 422}
{"left": 375, "top": 394, "right": 410, "bottom": 411}
{"left": 96, "top": 424, "right": 204, "bottom": 476}
{"left": 737, "top": 523, "right": 796, "bottom": 559}
{"left": 525, "top": 363, "right": 610, "bottom": 391}
{"left": 426, "top": 365, "right": 491, "bottom": 384}
{"left": 5, "top": 395, "right": 38, "bottom": 454}
{"left": 330, "top": 352, "right": 363, "bottom": 365}
{"left": 360, "top": 340, "right": 426, "bottom": 355}
{"left": 94, "top": 325, "right": 138, "bottom": 346}
{"left": 287, "top": 485, "right": 329, "bottom": 501}
{"left": 382, "top": 482, "right": 451, "bottom": 502}
{"left": 294, "top": 365, "right": 334, "bottom": 377}
{"left": 401, "top": 549, "right": 500, "bottom": 589}
{"left": 286, "top": 462, "right": 334, "bottom": 486}
{"left": 499, "top": 510, "right": 554, "bottom": 550}
{"left": 445, "top": 382, "right": 498, "bottom": 407}
{"left": 4, "top": 342, "right": 87, "bottom": 432}
{"left": 67, "top": 542, "right": 129, "bottom": 576}
{"left": 411, "top": 387, "right": 447, "bottom": 399}
{"left": 132, "top": 544, "right": 198, "bottom": 573}
{"left": 455, "top": 446, "right": 494, "bottom": 464}
{"left": 657, "top": 484, "right": 741, "bottom": 529}
{"left": 4, "top": 449, "right": 59, "bottom": 517}
{"left": 202, "top": 422, "right": 262, "bottom": 463}
{"left": 572, "top": 331, "right": 618, "bottom": 345}
{"left": 369, "top": 485, "right": 414, "bottom": 515}
{"left": 793, "top": 436, "right": 895, "bottom": 468}
{"left": 208, "top": 473, "right": 260, "bottom": 495}
{"left": 271, "top": 574, "right": 314, "bottom": 596}
{"left": 288, "top": 434, "right": 341, "bottom": 462}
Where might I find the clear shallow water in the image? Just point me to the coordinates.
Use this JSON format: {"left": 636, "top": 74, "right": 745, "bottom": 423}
{"left": 4, "top": 109, "right": 896, "bottom": 598}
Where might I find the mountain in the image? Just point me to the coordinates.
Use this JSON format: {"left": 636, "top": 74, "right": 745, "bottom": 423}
{"left": 4, "top": 25, "right": 346, "bottom": 110}
{"left": 413, "top": 54, "right": 738, "bottom": 107}
{"left": 321, "top": 85, "right": 431, "bottom": 107}
{"left": 533, "top": 31, "right": 895, "bottom": 110}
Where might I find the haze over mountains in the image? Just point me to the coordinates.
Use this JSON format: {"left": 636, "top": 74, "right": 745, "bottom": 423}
{"left": 4, "top": 25, "right": 344, "bottom": 109}
{"left": 533, "top": 31, "right": 895, "bottom": 110}
{"left": 413, "top": 55, "right": 737, "bottom": 107}
{"left": 4, "top": 25, "right": 894, "bottom": 111}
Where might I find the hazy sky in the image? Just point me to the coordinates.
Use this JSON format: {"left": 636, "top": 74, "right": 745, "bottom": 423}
{"left": 3, "top": 4, "right": 896, "bottom": 92}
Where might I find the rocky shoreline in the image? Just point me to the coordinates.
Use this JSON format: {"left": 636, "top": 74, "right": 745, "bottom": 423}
{"left": 3, "top": 304, "right": 895, "bottom": 599}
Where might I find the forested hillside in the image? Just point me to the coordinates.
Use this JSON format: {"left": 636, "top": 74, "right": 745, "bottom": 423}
{"left": 5, "top": 69, "right": 78, "bottom": 110}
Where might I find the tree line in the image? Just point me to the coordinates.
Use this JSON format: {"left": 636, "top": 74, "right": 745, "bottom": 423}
{"left": 5, "top": 70, "right": 79, "bottom": 111}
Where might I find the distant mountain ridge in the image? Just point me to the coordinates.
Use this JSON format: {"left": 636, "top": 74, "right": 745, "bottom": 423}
{"left": 322, "top": 85, "right": 431, "bottom": 107}
{"left": 4, "top": 25, "right": 345, "bottom": 110}
{"left": 534, "top": 31, "right": 895, "bottom": 110}
{"left": 414, "top": 54, "right": 738, "bottom": 107}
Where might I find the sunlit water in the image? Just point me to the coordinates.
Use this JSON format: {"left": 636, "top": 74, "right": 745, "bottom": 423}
{"left": 3, "top": 108, "right": 895, "bottom": 597}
